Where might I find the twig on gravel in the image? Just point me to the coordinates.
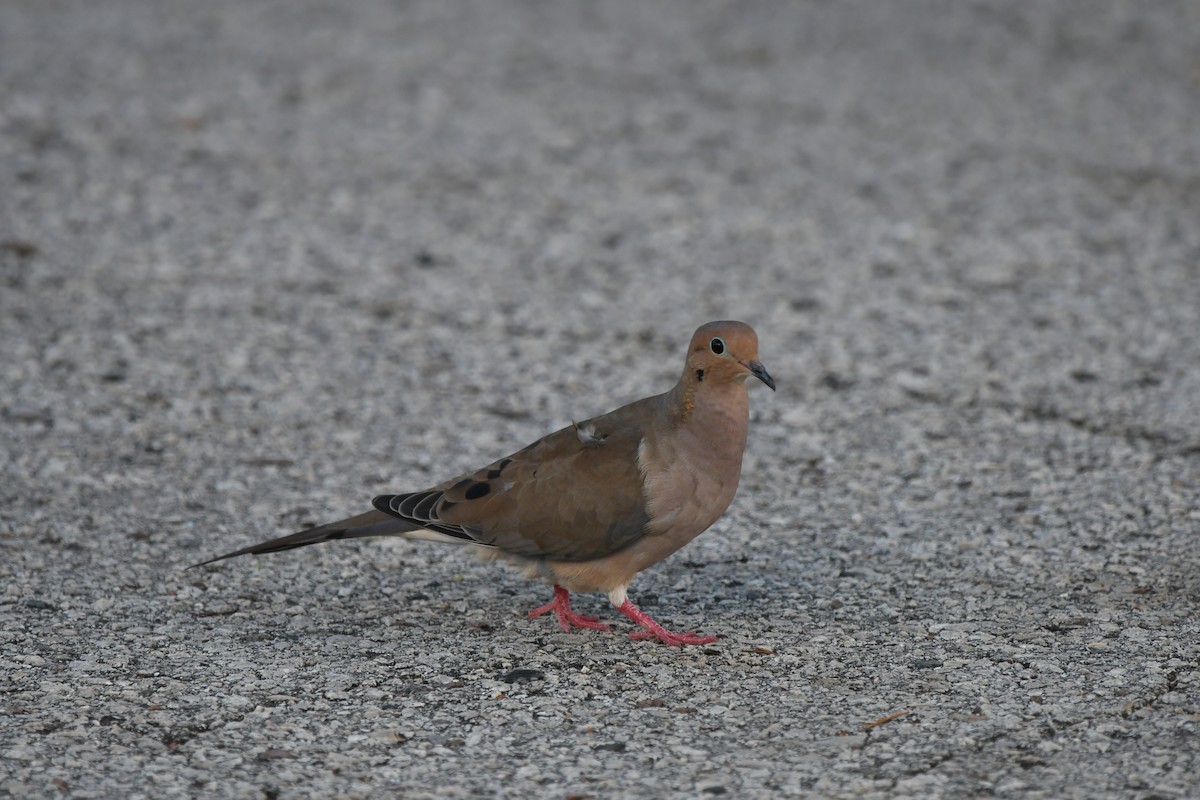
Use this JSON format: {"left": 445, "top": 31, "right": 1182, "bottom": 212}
{"left": 863, "top": 708, "right": 911, "bottom": 732}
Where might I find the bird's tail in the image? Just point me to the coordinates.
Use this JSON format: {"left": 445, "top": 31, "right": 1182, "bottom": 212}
{"left": 191, "top": 510, "right": 417, "bottom": 567}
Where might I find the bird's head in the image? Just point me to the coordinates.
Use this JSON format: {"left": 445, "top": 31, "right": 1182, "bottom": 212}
{"left": 684, "top": 320, "right": 775, "bottom": 391}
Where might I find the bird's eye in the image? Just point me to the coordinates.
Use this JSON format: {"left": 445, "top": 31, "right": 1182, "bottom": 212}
{"left": 709, "top": 337, "right": 726, "bottom": 355}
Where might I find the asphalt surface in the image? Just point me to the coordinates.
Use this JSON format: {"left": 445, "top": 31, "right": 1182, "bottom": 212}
{"left": 2, "top": 1, "right": 1198, "bottom": 798}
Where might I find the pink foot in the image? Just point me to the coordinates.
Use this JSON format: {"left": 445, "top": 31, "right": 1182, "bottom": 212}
{"left": 618, "top": 600, "right": 717, "bottom": 647}
{"left": 528, "top": 585, "right": 610, "bottom": 633}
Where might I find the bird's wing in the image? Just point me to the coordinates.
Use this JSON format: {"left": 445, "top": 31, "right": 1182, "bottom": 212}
{"left": 375, "top": 398, "right": 660, "bottom": 562}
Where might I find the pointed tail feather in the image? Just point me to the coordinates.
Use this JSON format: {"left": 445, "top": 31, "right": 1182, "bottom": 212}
{"left": 192, "top": 510, "right": 417, "bottom": 567}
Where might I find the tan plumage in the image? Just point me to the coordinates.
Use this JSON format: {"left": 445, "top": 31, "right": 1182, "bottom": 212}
{"left": 197, "top": 320, "right": 774, "bottom": 646}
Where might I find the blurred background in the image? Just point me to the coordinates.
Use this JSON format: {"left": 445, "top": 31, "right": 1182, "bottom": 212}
{"left": 1, "top": 1, "right": 1197, "bottom": 797}
{"left": 4, "top": 1, "right": 1197, "bottom": 543}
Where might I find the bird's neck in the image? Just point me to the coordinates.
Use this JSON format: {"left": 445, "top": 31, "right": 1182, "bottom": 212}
{"left": 669, "top": 373, "right": 750, "bottom": 431}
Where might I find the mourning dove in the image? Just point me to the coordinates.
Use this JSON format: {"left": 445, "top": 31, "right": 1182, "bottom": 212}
{"left": 197, "top": 320, "right": 774, "bottom": 646}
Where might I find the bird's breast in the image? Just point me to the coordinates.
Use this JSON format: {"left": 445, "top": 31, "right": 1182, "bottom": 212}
{"left": 639, "top": 401, "right": 748, "bottom": 542}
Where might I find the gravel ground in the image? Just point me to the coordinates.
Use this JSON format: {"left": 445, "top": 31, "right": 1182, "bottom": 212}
{"left": 2, "top": 1, "right": 1198, "bottom": 798}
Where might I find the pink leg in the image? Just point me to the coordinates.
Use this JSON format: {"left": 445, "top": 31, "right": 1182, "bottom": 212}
{"left": 617, "top": 600, "right": 717, "bottom": 647}
{"left": 528, "top": 585, "right": 610, "bottom": 633}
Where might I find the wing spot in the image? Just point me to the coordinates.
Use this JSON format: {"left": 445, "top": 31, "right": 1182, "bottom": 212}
{"left": 487, "top": 460, "right": 514, "bottom": 478}
{"left": 465, "top": 482, "right": 491, "bottom": 500}
{"left": 574, "top": 421, "right": 608, "bottom": 445}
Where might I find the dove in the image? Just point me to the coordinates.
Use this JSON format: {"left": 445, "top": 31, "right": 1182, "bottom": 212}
{"left": 197, "top": 320, "right": 774, "bottom": 646}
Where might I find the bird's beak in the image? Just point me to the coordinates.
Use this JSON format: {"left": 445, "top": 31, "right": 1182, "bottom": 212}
{"left": 742, "top": 360, "right": 776, "bottom": 391}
